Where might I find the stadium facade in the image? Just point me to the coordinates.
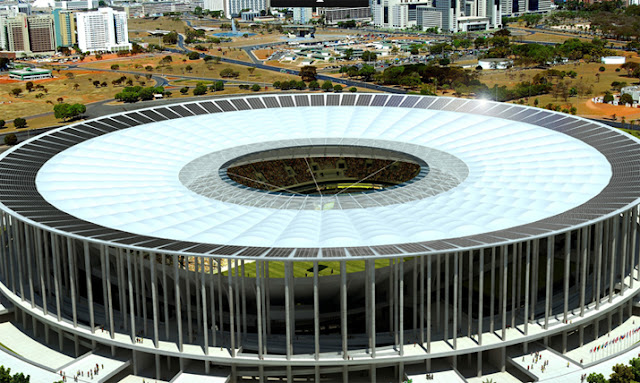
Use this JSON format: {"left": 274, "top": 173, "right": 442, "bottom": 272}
{"left": 0, "top": 94, "right": 640, "bottom": 382}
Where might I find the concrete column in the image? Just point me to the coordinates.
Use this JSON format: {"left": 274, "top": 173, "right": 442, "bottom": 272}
{"left": 256, "top": 261, "right": 264, "bottom": 360}
{"left": 621, "top": 211, "right": 629, "bottom": 294}
{"left": 313, "top": 261, "right": 319, "bottom": 359}
{"left": 200, "top": 257, "right": 208, "bottom": 354}
{"left": 341, "top": 260, "right": 348, "bottom": 359}
{"left": 228, "top": 258, "right": 236, "bottom": 357}
{"left": 66, "top": 238, "right": 77, "bottom": 327}
{"left": 596, "top": 223, "right": 603, "bottom": 309}
{"left": 24, "top": 225, "right": 34, "bottom": 307}
{"left": 369, "top": 259, "right": 376, "bottom": 358}
{"left": 420, "top": 256, "right": 425, "bottom": 345}
{"left": 444, "top": 254, "right": 449, "bottom": 343}
{"left": 83, "top": 241, "right": 94, "bottom": 333}
{"left": 545, "top": 236, "right": 554, "bottom": 329}
{"left": 151, "top": 253, "right": 160, "bottom": 348}
{"left": 501, "top": 246, "right": 507, "bottom": 341}
{"left": 479, "top": 248, "right": 484, "bottom": 345}
{"left": 427, "top": 254, "right": 432, "bottom": 351}
{"left": 174, "top": 254, "right": 183, "bottom": 352}
{"left": 399, "top": 259, "right": 404, "bottom": 355}
{"left": 36, "top": 230, "right": 48, "bottom": 316}
{"left": 453, "top": 253, "right": 458, "bottom": 349}
{"left": 127, "top": 249, "right": 136, "bottom": 343}
{"left": 490, "top": 248, "right": 495, "bottom": 333}
{"left": 524, "top": 241, "right": 530, "bottom": 336}
{"left": 609, "top": 217, "right": 617, "bottom": 303}
{"left": 284, "top": 261, "right": 291, "bottom": 360}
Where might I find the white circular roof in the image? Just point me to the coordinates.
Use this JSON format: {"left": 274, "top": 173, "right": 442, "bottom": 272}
{"left": 34, "top": 104, "right": 611, "bottom": 248}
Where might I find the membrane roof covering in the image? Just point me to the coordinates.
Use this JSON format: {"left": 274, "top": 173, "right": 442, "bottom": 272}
{"left": 0, "top": 94, "right": 638, "bottom": 260}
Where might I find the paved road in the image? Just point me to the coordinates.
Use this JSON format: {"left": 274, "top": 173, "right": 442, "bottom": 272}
{"left": 170, "top": 32, "right": 406, "bottom": 94}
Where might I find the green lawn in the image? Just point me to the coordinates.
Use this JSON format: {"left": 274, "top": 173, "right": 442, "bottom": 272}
{"left": 224, "top": 259, "right": 396, "bottom": 278}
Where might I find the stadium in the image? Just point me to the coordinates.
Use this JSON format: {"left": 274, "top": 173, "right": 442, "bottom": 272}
{"left": 0, "top": 93, "right": 639, "bottom": 382}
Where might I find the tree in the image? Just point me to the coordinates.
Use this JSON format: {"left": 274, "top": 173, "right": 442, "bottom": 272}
{"left": 349, "top": 87, "right": 357, "bottom": 92}
{"left": 54, "top": 103, "right": 86, "bottom": 121}
{"left": 193, "top": 83, "right": 208, "bottom": 95}
{"left": 145, "top": 65, "right": 153, "bottom": 71}
{"left": 251, "top": 84, "right": 261, "bottom": 91}
{"left": 603, "top": 92, "right": 614, "bottom": 103}
{"left": 10, "top": 88, "right": 22, "bottom": 97}
{"left": 321, "top": 80, "right": 333, "bottom": 92}
{"left": 358, "top": 65, "right": 375, "bottom": 81}
{"left": 361, "top": 51, "right": 377, "bottom": 62}
{"left": 586, "top": 373, "right": 606, "bottom": 383}
{"left": 299, "top": 65, "right": 317, "bottom": 82}
{"left": 599, "top": 66, "right": 606, "bottom": 72}
{"left": 333, "top": 84, "right": 343, "bottom": 93}
{"left": 93, "top": 80, "right": 101, "bottom": 88}
{"left": 57, "top": 97, "right": 64, "bottom": 103}
{"left": 163, "top": 31, "right": 179, "bottom": 44}
{"left": 187, "top": 51, "right": 200, "bottom": 60}
{"left": 343, "top": 48, "right": 354, "bottom": 60}
{"left": 620, "top": 93, "right": 634, "bottom": 105}
{"left": 111, "top": 64, "right": 120, "bottom": 70}
{"left": 309, "top": 80, "right": 320, "bottom": 90}
{"left": 3, "top": 133, "right": 17, "bottom": 146}
{"left": 73, "top": 83, "right": 80, "bottom": 90}
{"left": 185, "top": 65, "right": 193, "bottom": 73}
{"left": 220, "top": 68, "right": 239, "bottom": 78}
{"left": 180, "top": 87, "right": 189, "bottom": 94}
{"left": 610, "top": 363, "right": 634, "bottom": 383}
{"left": 0, "top": 120, "right": 4, "bottom": 129}
{"left": 25, "top": 81, "right": 34, "bottom": 92}
{"left": 210, "top": 80, "right": 224, "bottom": 91}
{"left": 13, "top": 118, "right": 26, "bottom": 129}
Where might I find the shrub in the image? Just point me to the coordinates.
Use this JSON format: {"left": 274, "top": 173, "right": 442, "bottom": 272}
{"left": 333, "top": 84, "right": 343, "bottom": 93}
{"left": 349, "top": 87, "right": 357, "bottom": 92}
{"left": 193, "top": 83, "right": 208, "bottom": 95}
{"left": 251, "top": 84, "right": 261, "bottom": 91}
{"left": 599, "top": 66, "right": 606, "bottom": 72}
{"left": 13, "top": 118, "right": 27, "bottom": 129}
{"left": 111, "top": 64, "right": 120, "bottom": 70}
{"left": 0, "top": 120, "right": 5, "bottom": 129}
{"left": 3, "top": 133, "right": 17, "bottom": 145}
{"left": 180, "top": 87, "right": 189, "bottom": 94}
{"left": 187, "top": 51, "right": 200, "bottom": 60}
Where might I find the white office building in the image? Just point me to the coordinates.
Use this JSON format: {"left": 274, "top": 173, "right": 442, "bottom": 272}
{"left": 203, "top": 0, "right": 225, "bottom": 12}
{"left": 292, "top": 7, "right": 313, "bottom": 23}
{"left": 226, "top": 0, "right": 266, "bottom": 17}
{"left": 76, "top": 7, "right": 131, "bottom": 53}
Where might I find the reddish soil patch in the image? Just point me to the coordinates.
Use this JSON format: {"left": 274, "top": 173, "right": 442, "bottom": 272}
{"left": 253, "top": 49, "right": 275, "bottom": 60}
{"left": 584, "top": 99, "right": 640, "bottom": 120}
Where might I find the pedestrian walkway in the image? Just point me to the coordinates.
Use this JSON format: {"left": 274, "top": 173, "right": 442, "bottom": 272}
{"left": 467, "top": 371, "right": 521, "bottom": 383}
{"left": 565, "top": 315, "right": 640, "bottom": 364}
{"left": 0, "top": 322, "right": 73, "bottom": 369}
{"left": 171, "top": 372, "right": 228, "bottom": 382}
{"left": 541, "top": 342, "right": 640, "bottom": 382}
{"left": 117, "top": 375, "right": 169, "bottom": 383}
{"left": 511, "top": 346, "right": 581, "bottom": 380}
{"left": 59, "top": 353, "right": 127, "bottom": 382}
{"left": 0, "top": 347, "right": 60, "bottom": 382}
{"left": 407, "top": 369, "right": 464, "bottom": 383}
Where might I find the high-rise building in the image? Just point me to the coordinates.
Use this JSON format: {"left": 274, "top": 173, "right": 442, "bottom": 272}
{"left": 226, "top": 0, "right": 266, "bottom": 18}
{"left": 52, "top": 9, "right": 76, "bottom": 48}
{"left": 1, "top": 13, "right": 56, "bottom": 55}
{"left": 76, "top": 7, "right": 131, "bottom": 53}
{"left": 322, "top": 7, "right": 371, "bottom": 24}
{"left": 203, "top": 0, "right": 225, "bottom": 12}
{"left": 292, "top": 7, "right": 313, "bottom": 23}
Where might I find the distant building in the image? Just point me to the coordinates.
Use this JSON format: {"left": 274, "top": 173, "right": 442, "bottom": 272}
{"left": 203, "top": 0, "right": 225, "bottom": 12}
{"left": 9, "top": 67, "right": 53, "bottom": 80}
{"left": 292, "top": 7, "right": 313, "bottom": 24}
{"left": 1, "top": 13, "right": 56, "bottom": 56}
{"left": 141, "top": 2, "right": 200, "bottom": 15}
{"left": 322, "top": 7, "right": 371, "bottom": 24}
{"left": 54, "top": 0, "right": 100, "bottom": 10}
{"left": 0, "top": 3, "right": 31, "bottom": 15}
{"left": 241, "top": 10, "right": 260, "bottom": 20}
{"left": 52, "top": 9, "right": 76, "bottom": 48}
{"left": 620, "top": 85, "right": 640, "bottom": 102}
{"left": 601, "top": 56, "right": 626, "bottom": 65}
{"left": 76, "top": 7, "right": 131, "bottom": 52}
{"left": 416, "top": 5, "right": 442, "bottom": 31}
{"left": 478, "top": 58, "right": 513, "bottom": 69}
{"left": 226, "top": 0, "right": 266, "bottom": 18}
{"left": 501, "top": 0, "right": 552, "bottom": 17}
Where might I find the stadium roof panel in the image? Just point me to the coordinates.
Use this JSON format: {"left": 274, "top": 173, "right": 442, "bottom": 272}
{"left": 0, "top": 94, "right": 638, "bottom": 260}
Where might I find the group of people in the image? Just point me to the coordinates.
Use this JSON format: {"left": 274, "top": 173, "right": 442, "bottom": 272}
{"left": 228, "top": 156, "right": 421, "bottom": 192}
{"left": 523, "top": 351, "right": 551, "bottom": 373}
{"left": 58, "top": 363, "right": 104, "bottom": 382}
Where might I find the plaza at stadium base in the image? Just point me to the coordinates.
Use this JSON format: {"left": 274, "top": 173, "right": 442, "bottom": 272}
{"left": 0, "top": 94, "right": 640, "bottom": 382}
